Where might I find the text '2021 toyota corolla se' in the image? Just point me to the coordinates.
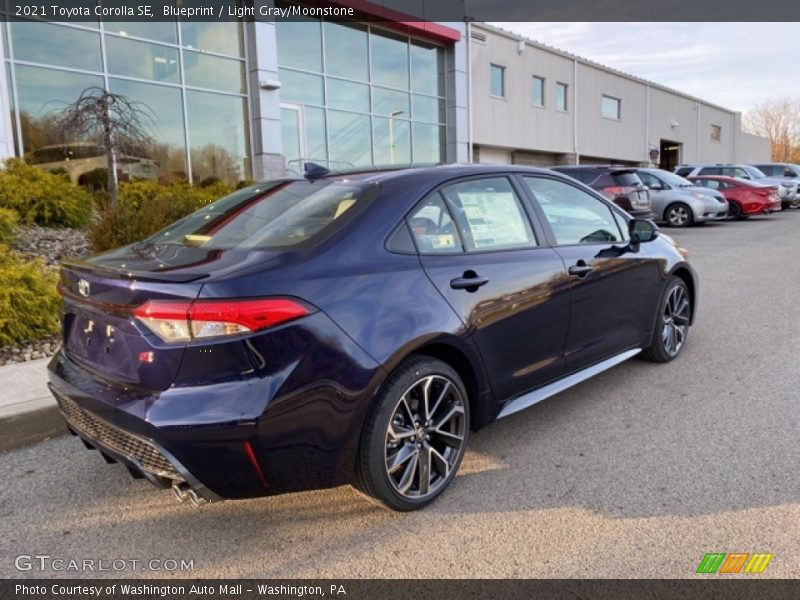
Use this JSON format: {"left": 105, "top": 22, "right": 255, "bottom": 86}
{"left": 49, "top": 164, "right": 697, "bottom": 511}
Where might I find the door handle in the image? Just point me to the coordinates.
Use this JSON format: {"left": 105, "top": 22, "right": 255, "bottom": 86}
{"left": 568, "top": 260, "right": 593, "bottom": 278}
{"left": 450, "top": 273, "right": 489, "bottom": 290}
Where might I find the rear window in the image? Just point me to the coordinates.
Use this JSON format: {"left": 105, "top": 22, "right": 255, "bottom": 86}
{"left": 144, "top": 179, "right": 378, "bottom": 250}
{"left": 592, "top": 171, "right": 642, "bottom": 188}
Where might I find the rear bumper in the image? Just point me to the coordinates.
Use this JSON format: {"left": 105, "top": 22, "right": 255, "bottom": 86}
{"left": 50, "top": 383, "right": 220, "bottom": 504}
{"left": 47, "top": 308, "right": 383, "bottom": 501}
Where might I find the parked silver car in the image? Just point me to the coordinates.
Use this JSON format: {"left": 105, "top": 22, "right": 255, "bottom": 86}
{"left": 750, "top": 163, "right": 800, "bottom": 208}
{"left": 635, "top": 168, "right": 729, "bottom": 227}
{"left": 674, "top": 164, "right": 798, "bottom": 207}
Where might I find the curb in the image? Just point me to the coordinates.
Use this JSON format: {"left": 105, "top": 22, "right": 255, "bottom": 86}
{"left": 0, "top": 403, "right": 67, "bottom": 452}
{"left": 0, "top": 356, "right": 67, "bottom": 452}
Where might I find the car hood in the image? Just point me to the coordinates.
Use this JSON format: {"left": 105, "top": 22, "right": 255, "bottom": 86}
{"left": 684, "top": 186, "right": 726, "bottom": 201}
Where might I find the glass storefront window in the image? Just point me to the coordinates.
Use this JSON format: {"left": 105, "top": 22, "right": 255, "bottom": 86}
{"left": 412, "top": 95, "right": 445, "bottom": 124}
{"left": 410, "top": 42, "right": 445, "bottom": 96}
{"left": 105, "top": 36, "right": 180, "bottom": 84}
{"left": 108, "top": 78, "right": 187, "bottom": 181}
{"left": 412, "top": 122, "right": 445, "bottom": 163}
{"left": 186, "top": 89, "right": 250, "bottom": 184}
{"left": 373, "top": 116, "right": 410, "bottom": 165}
{"left": 11, "top": 21, "right": 102, "bottom": 72}
{"left": 184, "top": 50, "right": 245, "bottom": 94}
{"left": 326, "top": 78, "right": 369, "bottom": 113}
{"left": 180, "top": 22, "right": 242, "bottom": 57}
{"left": 304, "top": 105, "right": 327, "bottom": 162}
{"left": 280, "top": 107, "right": 301, "bottom": 167}
{"left": 103, "top": 21, "right": 177, "bottom": 45}
{"left": 324, "top": 22, "right": 368, "bottom": 81}
{"left": 276, "top": 17, "right": 321, "bottom": 72}
{"left": 6, "top": 61, "right": 19, "bottom": 156}
{"left": 372, "top": 87, "right": 409, "bottom": 118}
{"left": 370, "top": 31, "right": 409, "bottom": 90}
{"left": 15, "top": 64, "right": 104, "bottom": 155}
{"left": 328, "top": 110, "right": 371, "bottom": 166}
{"left": 279, "top": 69, "right": 324, "bottom": 106}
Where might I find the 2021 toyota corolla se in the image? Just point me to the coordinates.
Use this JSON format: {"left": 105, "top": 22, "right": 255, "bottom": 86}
{"left": 48, "top": 164, "right": 697, "bottom": 511}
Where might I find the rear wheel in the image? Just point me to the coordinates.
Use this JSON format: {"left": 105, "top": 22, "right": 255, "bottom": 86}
{"left": 641, "top": 276, "right": 691, "bottom": 363}
{"left": 728, "top": 202, "right": 744, "bottom": 220}
{"left": 356, "top": 357, "right": 469, "bottom": 511}
{"left": 665, "top": 203, "right": 693, "bottom": 227}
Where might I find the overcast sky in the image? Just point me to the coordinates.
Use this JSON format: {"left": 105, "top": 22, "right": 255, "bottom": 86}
{"left": 490, "top": 23, "right": 799, "bottom": 113}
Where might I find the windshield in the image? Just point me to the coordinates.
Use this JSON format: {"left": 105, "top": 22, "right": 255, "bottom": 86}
{"left": 653, "top": 170, "right": 694, "bottom": 187}
{"left": 745, "top": 166, "right": 767, "bottom": 179}
{"left": 142, "top": 179, "right": 378, "bottom": 250}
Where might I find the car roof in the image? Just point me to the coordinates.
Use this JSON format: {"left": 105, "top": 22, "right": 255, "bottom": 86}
{"left": 551, "top": 164, "right": 633, "bottom": 170}
{"left": 287, "top": 163, "right": 560, "bottom": 185}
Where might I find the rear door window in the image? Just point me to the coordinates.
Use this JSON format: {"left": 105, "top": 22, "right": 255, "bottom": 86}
{"left": 699, "top": 167, "right": 721, "bottom": 176}
{"left": 675, "top": 167, "right": 693, "bottom": 177}
{"left": 440, "top": 177, "right": 537, "bottom": 252}
{"left": 407, "top": 194, "right": 463, "bottom": 254}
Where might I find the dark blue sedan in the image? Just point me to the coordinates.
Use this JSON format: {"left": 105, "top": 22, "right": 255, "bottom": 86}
{"left": 48, "top": 164, "right": 697, "bottom": 511}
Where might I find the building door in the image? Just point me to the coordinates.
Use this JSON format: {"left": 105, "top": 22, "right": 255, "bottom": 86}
{"left": 280, "top": 103, "right": 306, "bottom": 173}
{"left": 659, "top": 140, "right": 681, "bottom": 171}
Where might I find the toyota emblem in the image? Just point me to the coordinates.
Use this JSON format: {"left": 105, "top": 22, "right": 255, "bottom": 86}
{"left": 78, "top": 279, "right": 90, "bottom": 297}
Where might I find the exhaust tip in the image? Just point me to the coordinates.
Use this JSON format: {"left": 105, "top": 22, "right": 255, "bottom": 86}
{"left": 172, "top": 482, "right": 191, "bottom": 503}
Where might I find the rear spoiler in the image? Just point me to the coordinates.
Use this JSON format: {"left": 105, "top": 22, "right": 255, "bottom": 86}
{"left": 60, "top": 258, "right": 209, "bottom": 283}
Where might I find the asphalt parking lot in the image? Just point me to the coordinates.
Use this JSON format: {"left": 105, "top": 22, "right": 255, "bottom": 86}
{"left": 1, "top": 211, "right": 799, "bottom": 579}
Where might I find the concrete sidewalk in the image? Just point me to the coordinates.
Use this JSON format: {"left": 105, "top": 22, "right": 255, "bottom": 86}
{"left": 0, "top": 357, "right": 65, "bottom": 451}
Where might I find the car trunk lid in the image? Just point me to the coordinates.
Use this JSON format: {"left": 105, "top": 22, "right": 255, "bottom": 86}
{"left": 59, "top": 254, "right": 207, "bottom": 391}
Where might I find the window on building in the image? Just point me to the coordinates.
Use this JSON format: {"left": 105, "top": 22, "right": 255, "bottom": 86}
{"left": 531, "top": 76, "right": 544, "bottom": 107}
{"left": 6, "top": 18, "right": 251, "bottom": 185}
{"left": 490, "top": 64, "right": 505, "bottom": 98}
{"left": 602, "top": 95, "right": 621, "bottom": 120}
{"left": 555, "top": 82, "right": 568, "bottom": 111}
{"left": 10, "top": 21, "right": 102, "bottom": 72}
{"left": 276, "top": 20, "right": 447, "bottom": 167}
{"left": 711, "top": 124, "right": 722, "bottom": 142}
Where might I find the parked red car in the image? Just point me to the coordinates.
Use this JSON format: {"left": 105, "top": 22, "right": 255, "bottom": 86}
{"left": 688, "top": 176, "right": 782, "bottom": 220}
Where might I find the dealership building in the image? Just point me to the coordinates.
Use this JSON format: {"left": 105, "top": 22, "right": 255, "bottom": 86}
{"left": 0, "top": 8, "right": 768, "bottom": 185}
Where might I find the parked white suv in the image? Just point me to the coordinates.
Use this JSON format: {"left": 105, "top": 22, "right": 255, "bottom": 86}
{"left": 751, "top": 163, "right": 800, "bottom": 208}
{"left": 674, "top": 164, "right": 798, "bottom": 209}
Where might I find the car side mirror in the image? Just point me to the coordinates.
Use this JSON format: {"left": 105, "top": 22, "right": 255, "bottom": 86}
{"left": 629, "top": 219, "right": 659, "bottom": 243}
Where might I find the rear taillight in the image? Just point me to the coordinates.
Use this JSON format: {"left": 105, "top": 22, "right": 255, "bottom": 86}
{"left": 601, "top": 186, "right": 636, "bottom": 196}
{"left": 133, "top": 298, "right": 309, "bottom": 343}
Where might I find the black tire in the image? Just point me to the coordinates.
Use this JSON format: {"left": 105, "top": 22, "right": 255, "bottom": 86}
{"left": 664, "top": 202, "right": 694, "bottom": 227}
{"left": 640, "top": 276, "right": 691, "bottom": 363}
{"left": 729, "top": 202, "right": 744, "bottom": 220}
{"left": 355, "top": 356, "right": 470, "bottom": 511}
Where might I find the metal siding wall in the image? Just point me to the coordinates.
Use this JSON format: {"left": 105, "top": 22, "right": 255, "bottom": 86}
{"left": 471, "top": 25, "right": 771, "bottom": 170}
{"left": 575, "top": 63, "right": 646, "bottom": 163}
{"left": 471, "top": 28, "right": 574, "bottom": 155}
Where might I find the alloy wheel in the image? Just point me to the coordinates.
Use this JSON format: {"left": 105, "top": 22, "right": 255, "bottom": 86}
{"left": 668, "top": 205, "right": 690, "bottom": 226}
{"left": 662, "top": 284, "right": 690, "bottom": 356}
{"left": 384, "top": 375, "right": 466, "bottom": 499}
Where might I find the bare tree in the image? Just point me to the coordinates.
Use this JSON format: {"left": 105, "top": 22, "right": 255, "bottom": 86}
{"left": 743, "top": 98, "right": 800, "bottom": 162}
{"left": 54, "top": 86, "right": 155, "bottom": 205}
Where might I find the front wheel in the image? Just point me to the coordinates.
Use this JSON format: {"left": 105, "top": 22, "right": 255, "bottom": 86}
{"left": 665, "top": 203, "right": 693, "bottom": 227}
{"left": 356, "top": 357, "right": 470, "bottom": 511}
{"left": 641, "top": 276, "right": 691, "bottom": 363}
{"left": 728, "top": 202, "right": 744, "bottom": 220}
